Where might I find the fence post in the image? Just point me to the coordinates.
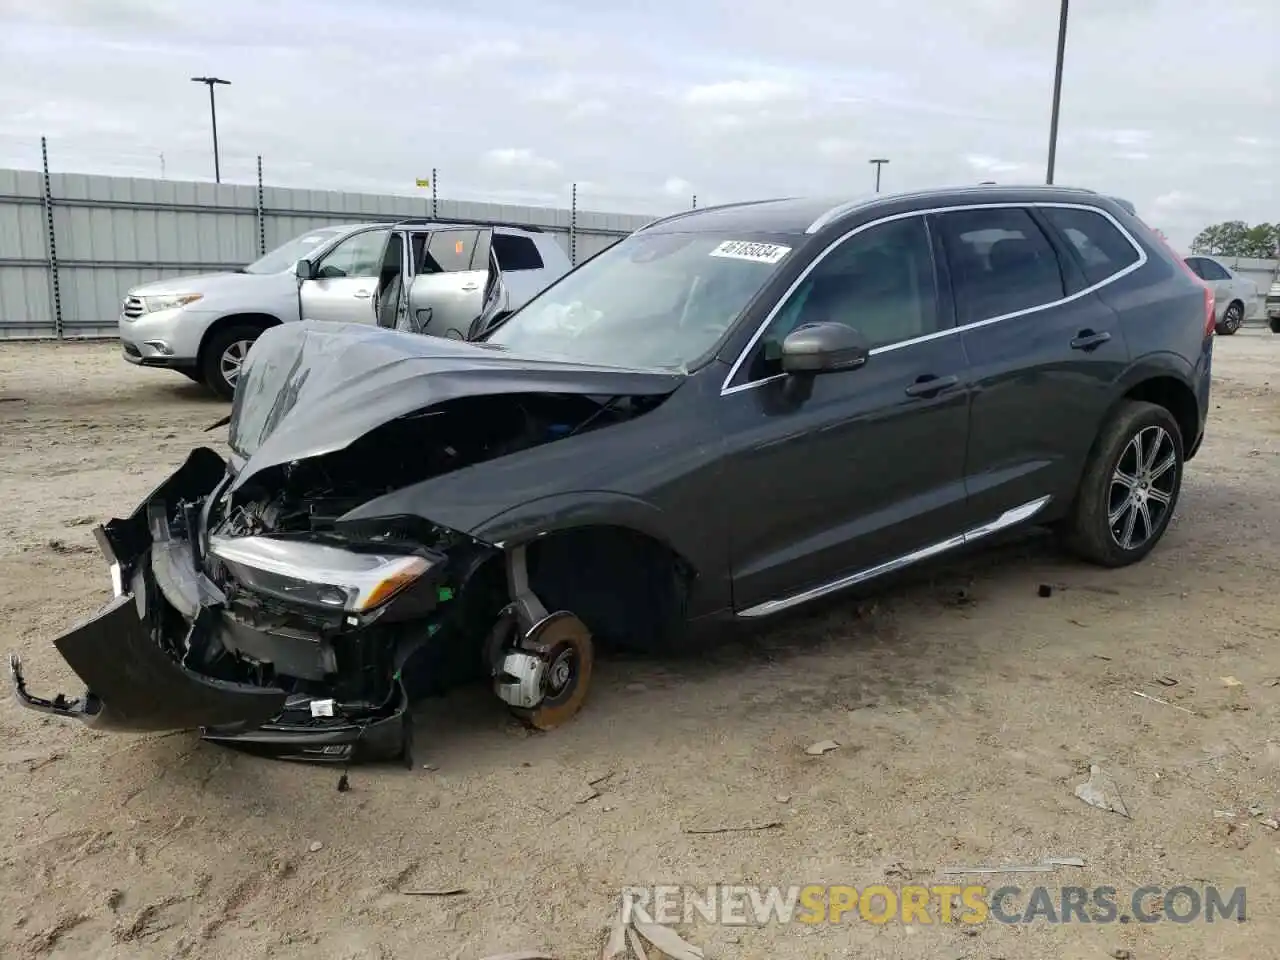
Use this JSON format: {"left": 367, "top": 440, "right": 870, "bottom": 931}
{"left": 570, "top": 182, "right": 578, "bottom": 267}
{"left": 255, "top": 155, "right": 266, "bottom": 255}
{"left": 431, "top": 167, "right": 438, "bottom": 219}
{"left": 40, "top": 136, "right": 64, "bottom": 339}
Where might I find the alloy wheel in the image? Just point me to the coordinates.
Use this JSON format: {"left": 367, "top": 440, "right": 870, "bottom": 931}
{"left": 1223, "top": 302, "right": 1243, "bottom": 333}
{"left": 219, "top": 339, "right": 253, "bottom": 389}
{"left": 1108, "top": 425, "right": 1177, "bottom": 550}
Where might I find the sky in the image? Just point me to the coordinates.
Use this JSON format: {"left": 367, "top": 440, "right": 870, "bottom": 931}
{"left": 0, "top": 0, "right": 1275, "bottom": 246}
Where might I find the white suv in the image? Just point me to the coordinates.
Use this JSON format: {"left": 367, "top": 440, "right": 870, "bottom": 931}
{"left": 119, "top": 220, "right": 571, "bottom": 398}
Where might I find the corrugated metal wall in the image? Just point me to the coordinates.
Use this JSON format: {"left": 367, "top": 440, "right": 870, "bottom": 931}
{"left": 0, "top": 164, "right": 657, "bottom": 340}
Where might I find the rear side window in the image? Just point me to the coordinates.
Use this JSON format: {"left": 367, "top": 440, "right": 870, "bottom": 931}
{"left": 421, "top": 229, "right": 483, "bottom": 273}
{"left": 493, "top": 233, "right": 545, "bottom": 271}
{"left": 1199, "top": 259, "right": 1230, "bottom": 281}
{"left": 934, "top": 208, "right": 1066, "bottom": 325}
{"left": 1040, "top": 207, "right": 1140, "bottom": 286}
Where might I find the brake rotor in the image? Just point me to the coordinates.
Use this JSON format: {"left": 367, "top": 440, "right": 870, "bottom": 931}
{"left": 512, "top": 613, "right": 594, "bottom": 731}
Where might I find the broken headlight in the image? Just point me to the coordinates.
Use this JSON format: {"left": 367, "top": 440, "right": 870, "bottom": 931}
{"left": 209, "top": 536, "right": 433, "bottom": 613}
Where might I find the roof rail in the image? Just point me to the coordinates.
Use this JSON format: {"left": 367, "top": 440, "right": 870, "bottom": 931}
{"left": 387, "top": 216, "right": 545, "bottom": 233}
{"left": 636, "top": 197, "right": 796, "bottom": 233}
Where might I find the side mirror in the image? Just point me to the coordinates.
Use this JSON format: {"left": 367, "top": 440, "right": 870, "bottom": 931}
{"left": 780, "top": 322, "right": 870, "bottom": 375}
{"left": 295, "top": 259, "right": 314, "bottom": 281}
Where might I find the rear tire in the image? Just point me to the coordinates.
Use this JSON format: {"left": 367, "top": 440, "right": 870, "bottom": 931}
{"left": 200, "top": 325, "right": 265, "bottom": 400}
{"left": 1215, "top": 301, "right": 1243, "bottom": 335}
{"left": 1060, "top": 400, "right": 1184, "bottom": 568}
{"left": 1270, "top": 317, "right": 1280, "bottom": 334}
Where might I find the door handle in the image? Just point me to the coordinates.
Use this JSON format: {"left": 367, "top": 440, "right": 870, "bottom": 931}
{"left": 904, "top": 374, "right": 959, "bottom": 398}
{"left": 353, "top": 289, "right": 372, "bottom": 299}
{"left": 1070, "top": 330, "right": 1111, "bottom": 351}
{"left": 460, "top": 282, "right": 480, "bottom": 292}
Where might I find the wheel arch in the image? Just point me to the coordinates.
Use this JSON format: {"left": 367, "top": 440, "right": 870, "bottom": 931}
{"left": 196, "top": 312, "right": 282, "bottom": 369}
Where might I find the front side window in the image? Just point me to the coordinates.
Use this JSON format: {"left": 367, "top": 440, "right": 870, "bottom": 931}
{"left": 748, "top": 216, "right": 941, "bottom": 381}
{"left": 484, "top": 231, "right": 795, "bottom": 371}
{"left": 316, "top": 229, "right": 390, "bottom": 279}
{"left": 935, "top": 207, "right": 1066, "bottom": 325}
{"left": 1040, "top": 206, "right": 1140, "bottom": 286}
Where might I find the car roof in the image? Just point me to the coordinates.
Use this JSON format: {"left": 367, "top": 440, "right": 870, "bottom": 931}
{"left": 638, "top": 185, "right": 1129, "bottom": 238}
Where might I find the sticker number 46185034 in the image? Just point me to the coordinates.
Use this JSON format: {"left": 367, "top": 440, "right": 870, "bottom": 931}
{"left": 709, "top": 240, "right": 792, "bottom": 264}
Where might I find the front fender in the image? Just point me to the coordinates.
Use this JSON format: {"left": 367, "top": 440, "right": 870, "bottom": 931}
{"left": 472, "top": 490, "right": 714, "bottom": 576}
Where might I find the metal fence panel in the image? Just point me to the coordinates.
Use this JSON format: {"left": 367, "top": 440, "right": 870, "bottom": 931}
{"left": 0, "top": 162, "right": 658, "bottom": 340}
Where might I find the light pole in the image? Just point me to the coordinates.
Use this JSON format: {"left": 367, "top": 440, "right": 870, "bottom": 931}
{"left": 1045, "top": 0, "right": 1069, "bottom": 185}
{"left": 869, "top": 158, "right": 889, "bottom": 193}
{"left": 191, "top": 76, "right": 231, "bottom": 183}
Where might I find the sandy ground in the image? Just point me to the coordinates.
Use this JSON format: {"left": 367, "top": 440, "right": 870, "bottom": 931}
{"left": 1, "top": 332, "right": 1279, "bottom": 960}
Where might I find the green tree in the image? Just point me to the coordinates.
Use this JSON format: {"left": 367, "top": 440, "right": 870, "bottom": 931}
{"left": 1190, "top": 220, "right": 1278, "bottom": 258}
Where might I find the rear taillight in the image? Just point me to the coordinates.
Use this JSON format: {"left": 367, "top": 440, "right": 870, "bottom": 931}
{"left": 1146, "top": 224, "right": 1216, "bottom": 336}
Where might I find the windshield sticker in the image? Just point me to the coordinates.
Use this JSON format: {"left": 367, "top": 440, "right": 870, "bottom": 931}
{"left": 709, "top": 240, "right": 792, "bottom": 264}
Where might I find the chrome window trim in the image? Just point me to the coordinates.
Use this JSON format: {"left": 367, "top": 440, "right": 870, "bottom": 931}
{"left": 720, "top": 201, "right": 1148, "bottom": 397}
{"left": 736, "top": 494, "right": 1052, "bottom": 618}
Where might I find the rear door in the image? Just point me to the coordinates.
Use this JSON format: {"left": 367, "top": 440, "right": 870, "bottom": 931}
{"left": 405, "top": 227, "right": 501, "bottom": 338}
{"left": 934, "top": 203, "right": 1134, "bottom": 521}
{"left": 298, "top": 228, "right": 389, "bottom": 323}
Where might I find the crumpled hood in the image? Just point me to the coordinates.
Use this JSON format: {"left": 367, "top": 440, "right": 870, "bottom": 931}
{"left": 226, "top": 321, "right": 685, "bottom": 491}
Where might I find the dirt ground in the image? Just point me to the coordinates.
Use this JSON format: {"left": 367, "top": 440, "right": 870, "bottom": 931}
{"left": 1, "top": 331, "right": 1279, "bottom": 960}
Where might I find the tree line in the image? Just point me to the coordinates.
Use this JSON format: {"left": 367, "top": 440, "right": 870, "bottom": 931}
{"left": 1189, "top": 221, "right": 1279, "bottom": 259}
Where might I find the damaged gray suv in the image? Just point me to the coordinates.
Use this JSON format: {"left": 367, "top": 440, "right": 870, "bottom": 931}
{"left": 12, "top": 185, "right": 1215, "bottom": 765}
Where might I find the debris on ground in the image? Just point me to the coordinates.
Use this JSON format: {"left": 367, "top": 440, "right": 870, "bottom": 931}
{"left": 1261, "top": 818, "right": 1280, "bottom": 830}
{"left": 401, "top": 887, "right": 467, "bottom": 897}
{"left": 626, "top": 927, "right": 649, "bottom": 960}
{"left": 682, "top": 820, "right": 783, "bottom": 835}
{"left": 479, "top": 952, "right": 559, "bottom": 960}
{"left": 804, "top": 740, "right": 840, "bottom": 756}
{"left": 602, "top": 919, "right": 628, "bottom": 959}
{"left": 1111, "top": 949, "right": 1131, "bottom": 959}
{"left": 336, "top": 774, "right": 350, "bottom": 792}
{"left": 575, "top": 788, "right": 602, "bottom": 805}
{"left": 938, "top": 859, "right": 1081, "bottom": 876}
{"left": 632, "top": 920, "right": 704, "bottom": 960}
{"left": 307, "top": 841, "right": 323, "bottom": 853}
{"left": 775, "top": 794, "right": 792, "bottom": 803}
{"left": 1037, "top": 584, "right": 1053, "bottom": 598}
{"left": 1074, "top": 765, "right": 1131, "bottom": 818}
{"left": 1132, "top": 690, "right": 1197, "bottom": 716}
{"left": 1156, "top": 676, "right": 1179, "bottom": 687}
{"left": 1221, "top": 676, "right": 1244, "bottom": 687}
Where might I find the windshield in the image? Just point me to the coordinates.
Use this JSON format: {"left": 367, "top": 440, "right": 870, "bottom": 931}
{"left": 242, "top": 227, "right": 351, "bottom": 275}
{"left": 484, "top": 231, "right": 797, "bottom": 370}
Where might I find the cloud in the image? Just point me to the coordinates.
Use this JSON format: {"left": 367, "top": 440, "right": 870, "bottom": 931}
{"left": 663, "top": 177, "right": 693, "bottom": 197}
{"left": 682, "top": 79, "right": 802, "bottom": 106}
{"left": 0, "top": 0, "right": 1272, "bottom": 243}
{"left": 481, "top": 147, "right": 561, "bottom": 176}
{"left": 964, "top": 154, "right": 1028, "bottom": 176}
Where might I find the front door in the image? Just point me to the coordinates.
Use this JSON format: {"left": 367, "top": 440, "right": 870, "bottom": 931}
{"left": 717, "top": 214, "right": 972, "bottom": 614}
{"left": 298, "top": 228, "right": 389, "bottom": 323}
{"left": 404, "top": 227, "right": 500, "bottom": 338}
{"left": 933, "top": 204, "right": 1134, "bottom": 521}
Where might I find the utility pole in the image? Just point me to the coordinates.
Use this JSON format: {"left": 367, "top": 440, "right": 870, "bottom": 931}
{"left": 869, "top": 158, "right": 889, "bottom": 193}
{"left": 190, "top": 76, "right": 231, "bottom": 183}
{"left": 1045, "top": 0, "right": 1070, "bottom": 185}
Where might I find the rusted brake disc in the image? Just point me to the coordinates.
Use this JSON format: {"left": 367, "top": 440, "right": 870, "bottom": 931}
{"left": 511, "top": 613, "right": 594, "bottom": 731}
